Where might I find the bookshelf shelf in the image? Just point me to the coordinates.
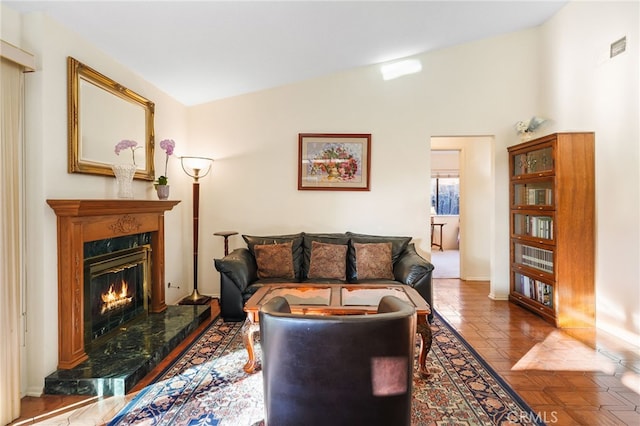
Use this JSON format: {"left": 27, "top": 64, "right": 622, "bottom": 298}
{"left": 508, "top": 132, "right": 595, "bottom": 328}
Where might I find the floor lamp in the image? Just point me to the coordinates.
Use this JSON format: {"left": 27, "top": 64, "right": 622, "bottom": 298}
{"left": 179, "top": 156, "right": 213, "bottom": 305}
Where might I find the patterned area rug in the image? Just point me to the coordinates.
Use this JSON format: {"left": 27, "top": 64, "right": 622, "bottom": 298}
{"left": 109, "top": 313, "right": 543, "bottom": 425}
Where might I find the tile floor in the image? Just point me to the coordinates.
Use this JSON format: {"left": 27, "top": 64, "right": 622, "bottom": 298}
{"left": 11, "top": 279, "right": 640, "bottom": 425}
{"left": 435, "top": 279, "right": 640, "bottom": 426}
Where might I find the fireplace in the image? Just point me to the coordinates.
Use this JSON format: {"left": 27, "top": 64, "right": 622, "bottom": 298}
{"left": 84, "top": 237, "right": 151, "bottom": 346}
{"left": 47, "top": 199, "right": 180, "bottom": 369}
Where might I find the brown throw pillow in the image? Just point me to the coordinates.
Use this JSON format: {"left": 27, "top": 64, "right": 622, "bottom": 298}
{"left": 308, "top": 241, "right": 347, "bottom": 280}
{"left": 354, "top": 242, "right": 394, "bottom": 280}
{"left": 254, "top": 241, "right": 295, "bottom": 280}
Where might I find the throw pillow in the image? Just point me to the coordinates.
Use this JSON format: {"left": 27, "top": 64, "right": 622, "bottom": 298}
{"left": 354, "top": 242, "right": 394, "bottom": 280}
{"left": 254, "top": 241, "right": 295, "bottom": 280}
{"left": 308, "top": 241, "right": 348, "bottom": 280}
{"left": 346, "top": 233, "right": 411, "bottom": 281}
{"left": 243, "top": 233, "right": 304, "bottom": 280}
{"left": 302, "top": 233, "right": 350, "bottom": 278}
{"left": 347, "top": 232, "right": 412, "bottom": 262}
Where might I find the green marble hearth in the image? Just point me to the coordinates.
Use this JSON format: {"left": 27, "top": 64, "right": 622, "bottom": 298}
{"left": 44, "top": 304, "right": 211, "bottom": 396}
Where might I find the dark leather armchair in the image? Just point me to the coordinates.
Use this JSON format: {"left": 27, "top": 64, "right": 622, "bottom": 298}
{"left": 259, "top": 295, "right": 416, "bottom": 426}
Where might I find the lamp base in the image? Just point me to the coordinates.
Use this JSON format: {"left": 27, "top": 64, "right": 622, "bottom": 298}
{"left": 179, "top": 288, "right": 211, "bottom": 305}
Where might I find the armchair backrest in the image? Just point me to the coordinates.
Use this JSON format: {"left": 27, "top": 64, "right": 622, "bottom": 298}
{"left": 259, "top": 295, "right": 416, "bottom": 426}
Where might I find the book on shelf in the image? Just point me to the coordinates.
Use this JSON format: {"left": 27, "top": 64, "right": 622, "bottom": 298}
{"left": 528, "top": 216, "right": 553, "bottom": 239}
{"left": 526, "top": 188, "right": 552, "bottom": 205}
{"left": 515, "top": 186, "right": 553, "bottom": 206}
{"left": 516, "top": 244, "right": 554, "bottom": 273}
{"left": 516, "top": 273, "right": 553, "bottom": 308}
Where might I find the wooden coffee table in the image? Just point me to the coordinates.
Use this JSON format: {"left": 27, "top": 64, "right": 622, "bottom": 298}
{"left": 242, "top": 283, "right": 433, "bottom": 377}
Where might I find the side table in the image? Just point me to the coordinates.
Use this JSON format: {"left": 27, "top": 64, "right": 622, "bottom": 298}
{"left": 431, "top": 223, "right": 445, "bottom": 251}
{"left": 214, "top": 231, "right": 238, "bottom": 256}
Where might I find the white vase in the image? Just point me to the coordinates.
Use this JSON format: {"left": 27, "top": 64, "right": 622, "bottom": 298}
{"left": 155, "top": 184, "right": 170, "bottom": 200}
{"left": 112, "top": 164, "right": 136, "bottom": 198}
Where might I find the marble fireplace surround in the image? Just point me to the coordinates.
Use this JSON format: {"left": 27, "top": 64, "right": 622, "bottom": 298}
{"left": 47, "top": 199, "right": 180, "bottom": 369}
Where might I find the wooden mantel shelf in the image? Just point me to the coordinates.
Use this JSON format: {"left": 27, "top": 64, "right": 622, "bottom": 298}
{"left": 47, "top": 199, "right": 180, "bottom": 369}
{"left": 47, "top": 199, "right": 180, "bottom": 216}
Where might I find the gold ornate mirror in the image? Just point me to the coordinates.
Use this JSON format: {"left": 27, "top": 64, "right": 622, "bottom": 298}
{"left": 68, "top": 57, "right": 155, "bottom": 180}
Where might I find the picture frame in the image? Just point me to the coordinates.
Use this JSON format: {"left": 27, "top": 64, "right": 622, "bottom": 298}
{"left": 298, "top": 133, "right": 371, "bottom": 191}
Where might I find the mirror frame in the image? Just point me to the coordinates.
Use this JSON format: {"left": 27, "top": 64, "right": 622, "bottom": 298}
{"left": 68, "top": 56, "right": 155, "bottom": 181}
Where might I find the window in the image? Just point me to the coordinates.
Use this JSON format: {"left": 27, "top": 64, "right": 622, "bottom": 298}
{"left": 431, "top": 177, "right": 459, "bottom": 215}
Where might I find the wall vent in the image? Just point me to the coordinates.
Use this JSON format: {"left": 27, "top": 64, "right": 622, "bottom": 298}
{"left": 610, "top": 36, "right": 626, "bottom": 58}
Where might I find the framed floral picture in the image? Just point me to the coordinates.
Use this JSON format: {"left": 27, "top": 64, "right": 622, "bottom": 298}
{"left": 298, "top": 133, "right": 371, "bottom": 191}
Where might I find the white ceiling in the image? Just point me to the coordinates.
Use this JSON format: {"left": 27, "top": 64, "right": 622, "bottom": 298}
{"left": 5, "top": 1, "right": 567, "bottom": 106}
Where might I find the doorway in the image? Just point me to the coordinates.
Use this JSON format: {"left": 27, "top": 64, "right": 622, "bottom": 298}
{"left": 430, "top": 136, "right": 493, "bottom": 282}
{"left": 430, "top": 150, "right": 461, "bottom": 278}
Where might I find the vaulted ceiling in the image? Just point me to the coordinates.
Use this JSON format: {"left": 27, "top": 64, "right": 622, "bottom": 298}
{"left": 6, "top": 1, "right": 567, "bottom": 105}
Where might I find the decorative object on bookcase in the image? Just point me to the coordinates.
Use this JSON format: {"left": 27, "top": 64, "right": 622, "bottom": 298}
{"left": 112, "top": 164, "right": 136, "bottom": 199}
{"left": 508, "top": 132, "right": 595, "bottom": 328}
{"left": 515, "top": 116, "right": 548, "bottom": 142}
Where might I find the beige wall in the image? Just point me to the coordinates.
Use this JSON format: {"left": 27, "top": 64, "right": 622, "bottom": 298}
{"left": 187, "top": 30, "right": 539, "bottom": 302}
{"left": 539, "top": 1, "right": 640, "bottom": 343}
{"left": 0, "top": 3, "right": 21, "bottom": 46}
{"left": 13, "top": 10, "right": 191, "bottom": 396}
{"left": 5, "top": 0, "right": 638, "bottom": 398}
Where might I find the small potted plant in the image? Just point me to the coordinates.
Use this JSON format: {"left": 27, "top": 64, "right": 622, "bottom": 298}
{"left": 155, "top": 139, "right": 175, "bottom": 199}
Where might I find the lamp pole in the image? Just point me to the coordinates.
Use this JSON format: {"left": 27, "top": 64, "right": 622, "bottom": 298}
{"left": 179, "top": 157, "right": 213, "bottom": 305}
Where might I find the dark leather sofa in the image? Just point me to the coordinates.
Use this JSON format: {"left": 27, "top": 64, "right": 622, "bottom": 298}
{"left": 260, "top": 295, "right": 416, "bottom": 426}
{"left": 214, "top": 232, "right": 434, "bottom": 322}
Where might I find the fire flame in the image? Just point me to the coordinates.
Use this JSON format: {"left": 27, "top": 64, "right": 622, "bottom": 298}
{"left": 101, "top": 280, "right": 133, "bottom": 314}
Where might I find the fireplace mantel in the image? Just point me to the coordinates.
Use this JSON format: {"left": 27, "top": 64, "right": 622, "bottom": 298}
{"left": 47, "top": 199, "right": 180, "bottom": 369}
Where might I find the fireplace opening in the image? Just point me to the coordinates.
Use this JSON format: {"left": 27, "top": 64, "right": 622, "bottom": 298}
{"left": 84, "top": 245, "right": 151, "bottom": 347}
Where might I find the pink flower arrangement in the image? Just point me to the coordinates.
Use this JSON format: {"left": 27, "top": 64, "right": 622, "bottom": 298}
{"left": 157, "top": 139, "right": 176, "bottom": 185}
{"left": 114, "top": 139, "right": 140, "bottom": 165}
{"left": 309, "top": 145, "right": 359, "bottom": 180}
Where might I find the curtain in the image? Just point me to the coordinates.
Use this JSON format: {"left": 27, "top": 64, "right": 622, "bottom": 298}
{"left": 0, "top": 57, "right": 25, "bottom": 424}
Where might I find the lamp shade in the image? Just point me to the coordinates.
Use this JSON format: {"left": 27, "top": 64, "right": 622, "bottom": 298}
{"left": 181, "top": 156, "right": 213, "bottom": 181}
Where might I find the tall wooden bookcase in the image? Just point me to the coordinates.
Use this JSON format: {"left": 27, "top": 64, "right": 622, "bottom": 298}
{"left": 508, "top": 132, "right": 595, "bottom": 328}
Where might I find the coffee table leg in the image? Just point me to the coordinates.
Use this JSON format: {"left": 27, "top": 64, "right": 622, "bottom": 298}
{"left": 242, "top": 317, "right": 260, "bottom": 374}
{"left": 416, "top": 314, "right": 433, "bottom": 378}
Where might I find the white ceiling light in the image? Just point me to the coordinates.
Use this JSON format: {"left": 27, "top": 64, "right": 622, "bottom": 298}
{"left": 380, "top": 59, "right": 422, "bottom": 80}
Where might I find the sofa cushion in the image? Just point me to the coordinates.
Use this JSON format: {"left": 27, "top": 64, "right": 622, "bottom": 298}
{"left": 254, "top": 241, "right": 296, "bottom": 280}
{"left": 302, "top": 233, "right": 350, "bottom": 278}
{"left": 353, "top": 242, "right": 394, "bottom": 280}
{"left": 346, "top": 232, "right": 412, "bottom": 281}
{"left": 307, "top": 241, "right": 348, "bottom": 281}
{"left": 243, "top": 233, "right": 304, "bottom": 280}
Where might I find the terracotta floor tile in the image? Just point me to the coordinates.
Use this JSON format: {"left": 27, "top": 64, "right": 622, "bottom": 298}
{"left": 617, "top": 390, "right": 640, "bottom": 406}
{"left": 558, "top": 373, "right": 608, "bottom": 390}
{"left": 594, "top": 374, "right": 639, "bottom": 389}
{"left": 566, "top": 408, "right": 630, "bottom": 426}
{"left": 516, "top": 390, "right": 559, "bottom": 406}
{"left": 610, "top": 409, "right": 640, "bottom": 425}
{"left": 544, "top": 409, "right": 585, "bottom": 425}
